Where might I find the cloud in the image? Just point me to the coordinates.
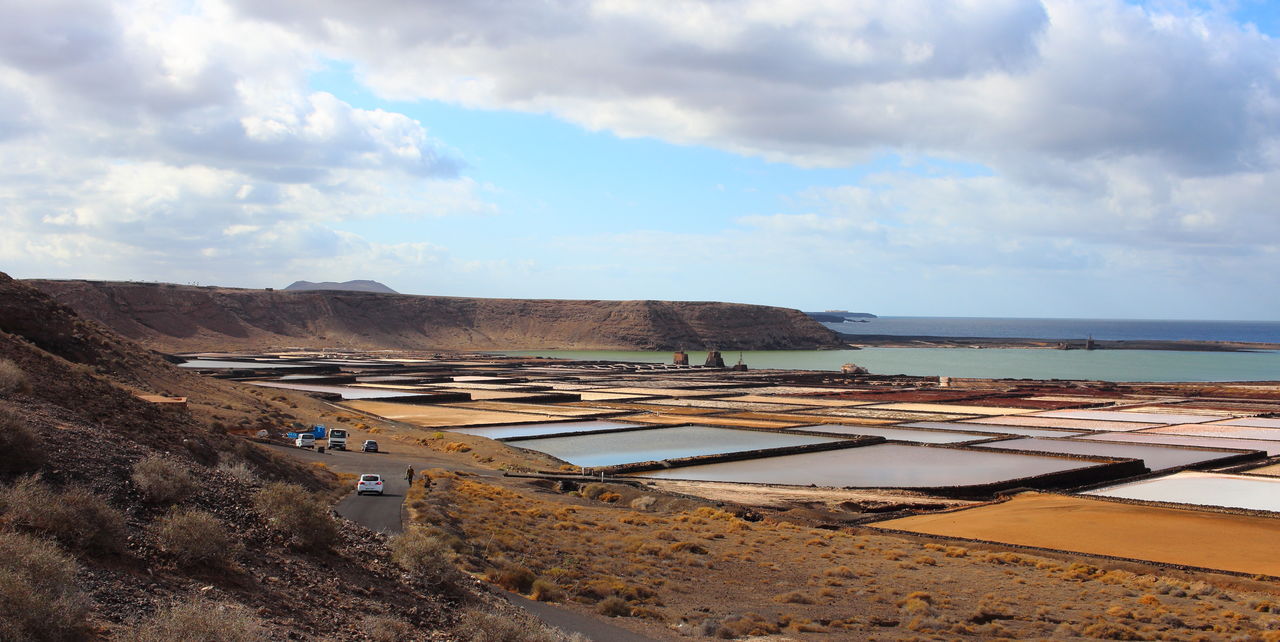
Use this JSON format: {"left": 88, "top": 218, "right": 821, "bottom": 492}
{"left": 0, "top": 0, "right": 487, "bottom": 286}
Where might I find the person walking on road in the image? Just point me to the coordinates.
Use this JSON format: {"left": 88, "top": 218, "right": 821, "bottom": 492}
{"left": 404, "top": 465, "right": 415, "bottom": 485}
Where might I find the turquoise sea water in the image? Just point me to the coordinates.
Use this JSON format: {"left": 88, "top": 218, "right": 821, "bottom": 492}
{"left": 500, "top": 348, "right": 1280, "bottom": 382}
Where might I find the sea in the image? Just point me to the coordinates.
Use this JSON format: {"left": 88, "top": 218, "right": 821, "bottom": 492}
{"left": 821, "top": 316, "right": 1280, "bottom": 343}
{"left": 500, "top": 317, "right": 1280, "bottom": 383}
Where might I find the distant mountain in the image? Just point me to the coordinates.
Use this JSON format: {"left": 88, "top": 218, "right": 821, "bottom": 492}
{"left": 284, "top": 280, "right": 398, "bottom": 294}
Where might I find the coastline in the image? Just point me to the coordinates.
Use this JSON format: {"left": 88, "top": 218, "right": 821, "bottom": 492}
{"left": 840, "top": 334, "right": 1280, "bottom": 352}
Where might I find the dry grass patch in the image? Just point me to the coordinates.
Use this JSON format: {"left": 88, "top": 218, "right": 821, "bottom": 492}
{"left": 252, "top": 482, "right": 337, "bottom": 549}
{"left": 0, "top": 408, "right": 43, "bottom": 474}
{"left": 128, "top": 598, "right": 263, "bottom": 642}
{"left": 0, "top": 475, "right": 125, "bottom": 553}
{"left": 0, "top": 531, "right": 88, "bottom": 642}
{"left": 0, "top": 360, "right": 29, "bottom": 396}
{"left": 149, "top": 508, "right": 239, "bottom": 568}
{"left": 131, "top": 455, "right": 196, "bottom": 505}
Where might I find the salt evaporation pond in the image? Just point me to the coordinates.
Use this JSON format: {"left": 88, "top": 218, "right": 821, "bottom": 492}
{"left": 629, "top": 443, "right": 1102, "bottom": 488}
{"left": 447, "top": 420, "right": 644, "bottom": 440}
{"left": 1217, "top": 417, "right": 1280, "bottom": 429}
{"left": 1076, "top": 433, "right": 1280, "bottom": 456}
{"left": 1034, "top": 410, "right": 1220, "bottom": 425}
{"left": 974, "top": 438, "right": 1247, "bottom": 472}
{"left": 249, "top": 381, "right": 423, "bottom": 400}
{"left": 1139, "top": 424, "right": 1280, "bottom": 442}
{"left": 1086, "top": 472, "right": 1280, "bottom": 513}
{"left": 901, "top": 422, "right": 1086, "bottom": 438}
{"left": 179, "top": 360, "right": 309, "bottom": 369}
{"left": 507, "top": 425, "right": 847, "bottom": 468}
{"left": 788, "top": 424, "right": 993, "bottom": 444}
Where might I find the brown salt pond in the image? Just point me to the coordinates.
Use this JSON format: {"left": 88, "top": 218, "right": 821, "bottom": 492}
{"left": 900, "top": 422, "right": 1086, "bottom": 438}
{"left": 872, "top": 492, "right": 1280, "bottom": 576}
{"left": 860, "top": 402, "right": 1040, "bottom": 416}
{"left": 628, "top": 444, "right": 1107, "bottom": 488}
{"left": 1033, "top": 409, "right": 1221, "bottom": 425}
{"left": 1139, "top": 423, "right": 1280, "bottom": 442}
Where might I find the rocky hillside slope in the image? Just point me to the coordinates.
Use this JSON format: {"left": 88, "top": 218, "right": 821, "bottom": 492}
{"left": 28, "top": 279, "right": 845, "bottom": 353}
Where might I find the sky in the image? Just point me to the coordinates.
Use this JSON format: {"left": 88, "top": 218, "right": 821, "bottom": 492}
{"left": 1, "top": 0, "right": 1278, "bottom": 320}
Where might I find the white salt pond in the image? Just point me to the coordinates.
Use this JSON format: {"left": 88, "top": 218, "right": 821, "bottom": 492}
{"left": 787, "top": 424, "right": 994, "bottom": 444}
{"left": 973, "top": 438, "right": 1250, "bottom": 472}
{"left": 506, "top": 425, "right": 848, "bottom": 468}
{"left": 1076, "top": 432, "right": 1280, "bottom": 456}
{"left": 901, "top": 422, "right": 1086, "bottom": 438}
{"left": 447, "top": 420, "right": 644, "bottom": 440}
{"left": 249, "top": 381, "right": 425, "bottom": 400}
{"left": 628, "top": 443, "right": 1105, "bottom": 488}
{"left": 1138, "top": 424, "right": 1280, "bottom": 442}
{"left": 1212, "top": 417, "right": 1280, "bottom": 429}
{"left": 1085, "top": 471, "right": 1280, "bottom": 513}
{"left": 179, "top": 359, "right": 309, "bottom": 369}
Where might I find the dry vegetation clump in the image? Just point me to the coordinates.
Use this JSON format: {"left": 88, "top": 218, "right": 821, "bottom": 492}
{"left": 0, "top": 475, "right": 125, "bottom": 553}
{"left": 0, "top": 408, "right": 44, "bottom": 474}
{"left": 699, "top": 612, "right": 780, "bottom": 638}
{"left": 0, "top": 359, "right": 29, "bottom": 396}
{"left": 390, "top": 527, "right": 463, "bottom": 591}
{"left": 456, "top": 610, "right": 585, "bottom": 642}
{"left": 485, "top": 560, "right": 536, "bottom": 594}
{"left": 130, "top": 455, "right": 197, "bottom": 505}
{"left": 127, "top": 598, "right": 264, "bottom": 642}
{"left": 149, "top": 508, "right": 240, "bottom": 568}
{"left": 215, "top": 459, "right": 256, "bottom": 483}
{"left": 251, "top": 482, "right": 337, "bottom": 549}
{"left": 0, "top": 530, "right": 89, "bottom": 642}
{"left": 361, "top": 615, "right": 414, "bottom": 642}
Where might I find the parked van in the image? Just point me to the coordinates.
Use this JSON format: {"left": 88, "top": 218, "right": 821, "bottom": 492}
{"left": 295, "top": 434, "right": 316, "bottom": 448}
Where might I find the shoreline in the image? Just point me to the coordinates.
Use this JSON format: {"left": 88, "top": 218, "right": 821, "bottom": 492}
{"left": 839, "top": 334, "right": 1280, "bottom": 352}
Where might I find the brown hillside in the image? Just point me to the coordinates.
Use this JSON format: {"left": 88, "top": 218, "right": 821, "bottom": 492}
{"left": 27, "top": 279, "right": 844, "bottom": 352}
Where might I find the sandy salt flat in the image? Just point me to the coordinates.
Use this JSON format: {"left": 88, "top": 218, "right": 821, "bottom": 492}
{"left": 341, "top": 400, "right": 557, "bottom": 428}
{"left": 720, "top": 394, "right": 877, "bottom": 407}
{"left": 1213, "top": 417, "right": 1280, "bottom": 429}
{"left": 719, "top": 411, "right": 897, "bottom": 426}
{"left": 1085, "top": 471, "right": 1280, "bottom": 513}
{"left": 872, "top": 492, "right": 1280, "bottom": 576}
{"left": 1076, "top": 432, "right": 1280, "bottom": 456}
{"left": 1033, "top": 409, "right": 1221, "bottom": 424}
{"left": 963, "top": 415, "right": 1159, "bottom": 431}
{"left": 1139, "top": 423, "right": 1280, "bottom": 442}
{"left": 901, "top": 422, "right": 1086, "bottom": 438}
{"left": 860, "top": 402, "right": 1040, "bottom": 416}
{"left": 1243, "top": 462, "right": 1280, "bottom": 477}
{"left": 447, "top": 401, "right": 623, "bottom": 417}
{"left": 620, "top": 414, "right": 804, "bottom": 428}
{"left": 786, "top": 424, "right": 996, "bottom": 444}
{"left": 638, "top": 398, "right": 807, "bottom": 412}
{"left": 796, "top": 407, "right": 975, "bottom": 422}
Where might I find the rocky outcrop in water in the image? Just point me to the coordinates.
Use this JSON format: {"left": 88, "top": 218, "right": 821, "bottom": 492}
{"left": 27, "top": 279, "right": 845, "bottom": 353}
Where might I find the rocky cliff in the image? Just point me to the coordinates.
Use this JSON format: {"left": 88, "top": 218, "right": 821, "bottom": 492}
{"left": 27, "top": 279, "right": 845, "bottom": 353}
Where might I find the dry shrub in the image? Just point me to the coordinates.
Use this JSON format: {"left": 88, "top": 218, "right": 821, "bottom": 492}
{"left": 823, "top": 565, "right": 856, "bottom": 578}
{"left": 215, "top": 459, "right": 256, "bottom": 484}
{"left": 773, "top": 591, "right": 814, "bottom": 604}
{"left": 485, "top": 561, "right": 536, "bottom": 593}
{"left": 580, "top": 483, "right": 608, "bottom": 500}
{"left": 150, "top": 508, "right": 239, "bottom": 568}
{"left": 0, "top": 360, "right": 29, "bottom": 396}
{"left": 390, "top": 527, "right": 462, "bottom": 590}
{"left": 629, "top": 495, "right": 656, "bottom": 511}
{"left": 0, "top": 409, "right": 43, "bottom": 474}
{"left": 701, "top": 612, "right": 780, "bottom": 638}
{"left": 362, "top": 615, "right": 413, "bottom": 642}
{"left": 0, "top": 475, "right": 125, "bottom": 553}
{"left": 131, "top": 456, "right": 196, "bottom": 505}
{"left": 444, "top": 442, "right": 471, "bottom": 453}
{"left": 252, "top": 482, "right": 337, "bottom": 549}
{"left": 1080, "top": 620, "right": 1146, "bottom": 640}
{"left": 530, "top": 579, "right": 562, "bottom": 602}
{"left": 668, "top": 541, "right": 707, "bottom": 555}
{"left": 457, "top": 610, "right": 585, "bottom": 642}
{"left": 595, "top": 597, "right": 631, "bottom": 617}
{"left": 0, "top": 530, "right": 89, "bottom": 642}
{"left": 128, "top": 598, "right": 263, "bottom": 642}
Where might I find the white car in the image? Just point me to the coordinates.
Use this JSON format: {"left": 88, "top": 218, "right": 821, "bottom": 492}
{"left": 295, "top": 434, "right": 316, "bottom": 448}
{"left": 356, "top": 474, "right": 384, "bottom": 495}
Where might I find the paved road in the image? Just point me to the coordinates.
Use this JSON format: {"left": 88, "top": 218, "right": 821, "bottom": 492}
{"left": 266, "top": 443, "right": 661, "bottom": 641}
